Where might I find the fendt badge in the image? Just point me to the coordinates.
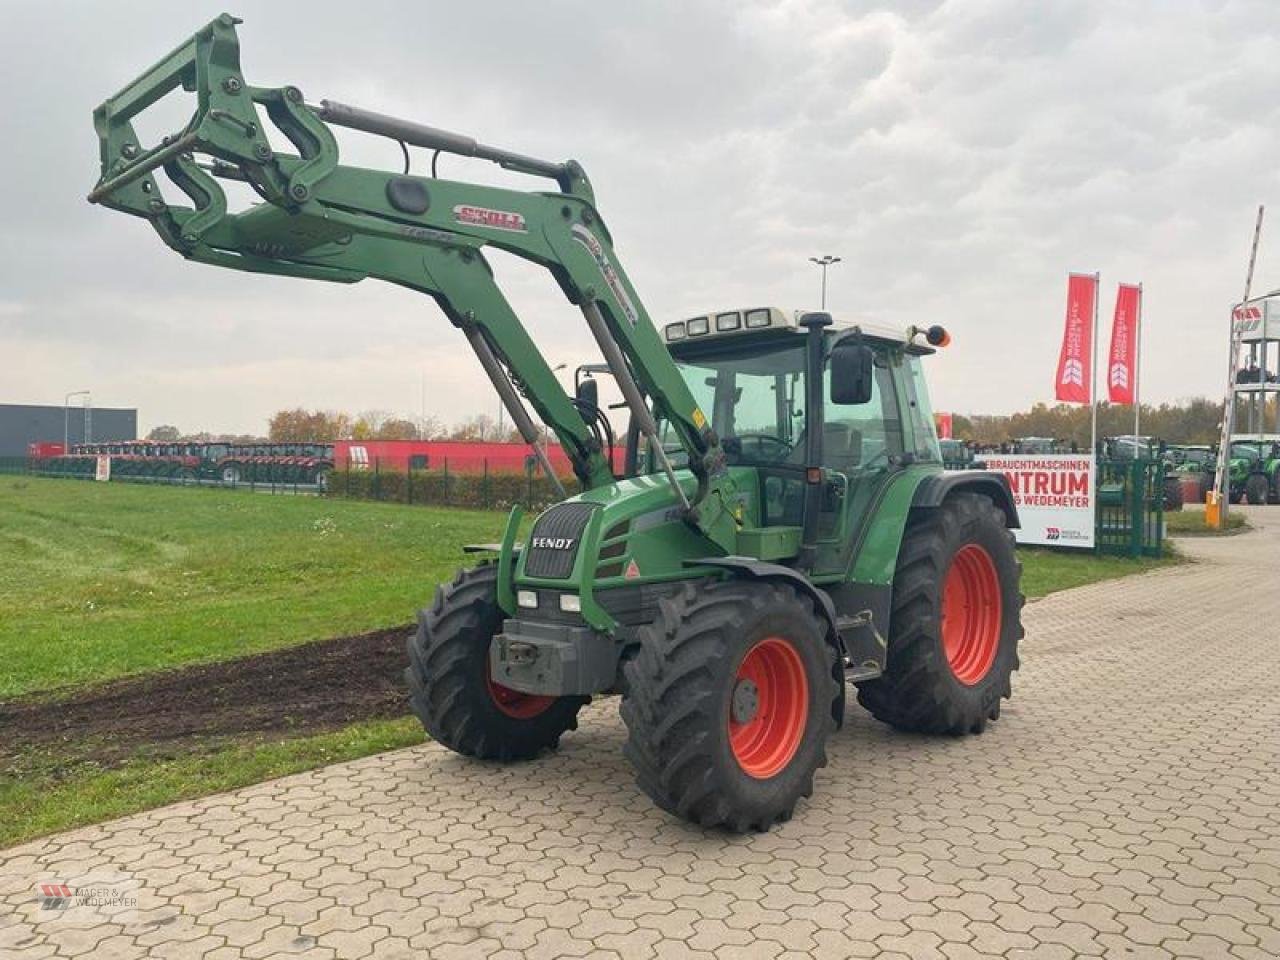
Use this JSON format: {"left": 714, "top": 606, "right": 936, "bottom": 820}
{"left": 532, "top": 537, "right": 575, "bottom": 550}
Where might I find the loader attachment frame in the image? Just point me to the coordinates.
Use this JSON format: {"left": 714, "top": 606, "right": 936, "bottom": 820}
{"left": 89, "top": 14, "right": 739, "bottom": 546}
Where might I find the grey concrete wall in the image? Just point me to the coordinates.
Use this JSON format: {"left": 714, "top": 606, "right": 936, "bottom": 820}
{"left": 0, "top": 404, "right": 137, "bottom": 457}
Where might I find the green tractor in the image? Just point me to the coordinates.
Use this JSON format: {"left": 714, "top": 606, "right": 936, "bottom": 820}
{"left": 90, "top": 16, "right": 1024, "bottom": 831}
{"left": 939, "top": 438, "right": 980, "bottom": 470}
{"left": 1228, "top": 440, "right": 1280, "bottom": 505}
{"left": 1165, "top": 444, "right": 1215, "bottom": 503}
{"left": 1103, "top": 435, "right": 1181, "bottom": 511}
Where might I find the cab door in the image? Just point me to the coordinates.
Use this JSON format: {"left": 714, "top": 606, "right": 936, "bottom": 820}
{"left": 811, "top": 346, "right": 910, "bottom": 578}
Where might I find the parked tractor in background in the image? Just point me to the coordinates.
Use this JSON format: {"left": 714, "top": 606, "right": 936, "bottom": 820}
{"left": 1102, "top": 436, "right": 1182, "bottom": 511}
{"left": 91, "top": 16, "right": 1025, "bottom": 831}
{"left": 939, "top": 438, "right": 981, "bottom": 470}
{"left": 1011, "top": 436, "right": 1072, "bottom": 455}
{"left": 1228, "top": 440, "right": 1280, "bottom": 505}
{"left": 214, "top": 442, "right": 333, "bottom": 487}
{"left": 28, "top": 440, "right": 333, "bottom": 487}
{"left": 1164, "top": 444, "right": 1216, "bottom": 504}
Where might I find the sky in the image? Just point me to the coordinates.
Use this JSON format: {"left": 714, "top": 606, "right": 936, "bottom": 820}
{"left": 2, "top": 0, "right": 1279, "bottom": 436}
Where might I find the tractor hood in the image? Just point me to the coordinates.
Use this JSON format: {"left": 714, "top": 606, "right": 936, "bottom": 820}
{"left": 513, "top": 467, "right": 761, "bottom": 631}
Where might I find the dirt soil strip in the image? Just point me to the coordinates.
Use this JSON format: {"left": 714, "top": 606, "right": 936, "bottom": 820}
{"left": 0, "top": 626, "right": 415, "bottom": 769}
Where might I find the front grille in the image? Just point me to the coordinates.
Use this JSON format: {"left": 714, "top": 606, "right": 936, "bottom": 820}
{"left": 524, "top": 502, "right": 599, "bottom": 579}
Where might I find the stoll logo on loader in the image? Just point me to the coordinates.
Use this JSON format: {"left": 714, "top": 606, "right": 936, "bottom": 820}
{"left": 453, "top": 204, "right": 527, "bottom": 233}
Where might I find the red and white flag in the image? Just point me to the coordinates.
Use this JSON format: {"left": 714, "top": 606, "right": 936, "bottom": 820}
{"left": 1055, "top": 273, "right": 1098, "bottom": 404}
{"left": 1107, "top": 284, "right": 1141, "bottom": 404}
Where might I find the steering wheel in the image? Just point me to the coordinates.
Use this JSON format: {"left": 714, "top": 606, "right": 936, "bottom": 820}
{"left": 731, "top": 433, "right": 794, "bottom": 462}
{"left": 859, "top": 447, "right": 891, "bottom": 470}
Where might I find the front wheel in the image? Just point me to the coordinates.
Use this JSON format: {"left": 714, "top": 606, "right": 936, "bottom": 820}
{"left": 406, "top": 564, "right": 586, "bottom": 761}
{"left": 857, "top": 492, "right": 1023, "bottom": 735}
{"left": 621, "top": 580, "right": 838, "bottom": 832}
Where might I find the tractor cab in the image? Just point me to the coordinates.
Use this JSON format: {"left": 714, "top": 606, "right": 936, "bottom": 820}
{"left": 648, "top": 306, "right": 943, "bottom": 572}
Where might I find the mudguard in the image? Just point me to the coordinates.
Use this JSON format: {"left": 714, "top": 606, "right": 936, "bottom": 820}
{"left": 910, "top": 470, "right": 1019, "bottom": 528}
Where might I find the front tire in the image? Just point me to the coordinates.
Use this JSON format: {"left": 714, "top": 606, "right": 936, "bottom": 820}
{"left": 621, "top": 580, "right": 838, "bottom": 832}
{"left": 857, "top": 492, "right": 1023, "bottom": 735}
{"left": 406, "top": 564, "right": 586, "bottom": 761}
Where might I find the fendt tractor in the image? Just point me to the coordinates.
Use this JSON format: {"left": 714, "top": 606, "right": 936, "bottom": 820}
{"left": 90, "top": 15, "right": 1024, "bottom": 830}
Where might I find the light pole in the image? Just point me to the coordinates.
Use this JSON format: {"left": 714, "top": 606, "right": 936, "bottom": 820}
{"left": 64, "top": 390, "right": 90, "bottom": 451}
{"left": 809, "top": 255, "right": 841, "bottom": 309}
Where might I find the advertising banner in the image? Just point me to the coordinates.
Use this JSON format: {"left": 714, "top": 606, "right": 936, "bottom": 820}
{"left": 982, "top": 453, "right": 1095, "bottom": 548}
{"left": 1055, "top": 273, "right": 1098, "bottom": 404}
{"left": 1232, "top": 297, "right": 1279, "bottom": 342}
{"left": 1107, "top": 284, "right": 1141, "bottom": 404}
{"left": 94, "top": 455, "right": 111, "bottom": 482}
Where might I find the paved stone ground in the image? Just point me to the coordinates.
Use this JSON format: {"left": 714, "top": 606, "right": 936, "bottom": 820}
{"left": 3, "top": 508, "right": 1279, "bottom": 959}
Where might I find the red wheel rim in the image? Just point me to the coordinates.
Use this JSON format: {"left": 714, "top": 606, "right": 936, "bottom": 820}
{"left": 484, "top": 661, "right": 554, "bottom": 719}
{"left": 728, "top": 637, "right": 809, "bottom": 779}
{"left": 941, "top": 544, "right": 1002, "bottom": 685}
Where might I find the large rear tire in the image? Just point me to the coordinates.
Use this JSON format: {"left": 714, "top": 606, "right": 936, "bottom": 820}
{"left": 406, "top": 565, "right": 587, "bottom": 761}
{"left": 620, "top": 580, "right": 838, "bottom": 832}
{"left": 1245, "top": 474, "right": 1269, "bottom": 506}
{"left": 857, "top": 492, "right": 1023, "bottom": 735}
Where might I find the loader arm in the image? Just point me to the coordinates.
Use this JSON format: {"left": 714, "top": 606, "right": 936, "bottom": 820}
{"left": 88, "top": 14, "right": 738, "bottom": 545}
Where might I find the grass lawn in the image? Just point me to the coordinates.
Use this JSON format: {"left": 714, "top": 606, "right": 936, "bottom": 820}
{"left": 0, "top": 717, "right": 424, "bottom": 849}
{"left": 1019, "top": 545, "right": 1177, "bottom": 598}
{"left": 0, "top": 475, "right": 1174, "bottom": 848}
{"left": 1165, "top": 508, "right": 1249, "bottom": 535}
{"left": 0, "top": 476, "right": 512, "bottom": 700}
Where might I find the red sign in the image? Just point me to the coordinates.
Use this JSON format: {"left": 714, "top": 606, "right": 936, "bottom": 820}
{"left": 1107, "top": 283, "right": 1141, "bottom": 404}
{"left": 934, "top": 412, "right": 953, "bottom": 439}
{"left": 1055, "top": 273, "right": 1097, "bottom": 404}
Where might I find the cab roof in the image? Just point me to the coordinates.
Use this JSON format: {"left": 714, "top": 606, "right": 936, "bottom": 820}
{"left": 662, "top": 307, "right": 913, "bottom": 348}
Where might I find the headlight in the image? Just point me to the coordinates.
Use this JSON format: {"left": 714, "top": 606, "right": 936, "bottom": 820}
{"left": 664, "top": 321, "right": 686, "bottom": 341}
{"left": 745, "top": 308, "right": 772, "bottom": 328}
{"left": 559, "top": 594, "right": 582, "bottom": 613}
{"left": 517, "top": 590, "right": 538, "bottom": 609}
{"left": 687, "top": 317, "right": 709, "bottom": 336}
{"left": 715, "top": 311, "right": 741, "bottom": 331}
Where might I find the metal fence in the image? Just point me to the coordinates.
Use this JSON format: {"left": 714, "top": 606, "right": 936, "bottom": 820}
{"left": 1, "top": 455, "right": 573, "bottom": 511}
{"left": 0, "top": 456, "right": 324, "bottom": 496}
{"left": 1095, "top": 457, "right": 1165, "bottom": 557}
{"left": 331, "top": 457, "right": 572, "bottom": 511}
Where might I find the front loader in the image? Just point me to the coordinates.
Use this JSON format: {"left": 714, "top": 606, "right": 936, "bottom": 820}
{"left": 90, "top": 15, "right": 1025, "bottom": 831}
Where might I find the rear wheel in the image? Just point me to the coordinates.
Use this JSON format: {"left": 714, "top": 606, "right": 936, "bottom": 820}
{"left": 406, "top": 564, "right": 586, "bottom": 761}
{"left": 857, "top": 492, "right": 1023, "bottom": 735}
{"left": 1246, "top": 474, "right": 1269, "bottom": 506}
{"left": 621, "top": 580, "right": 838, "bottom": 832}
{"left": 221, "top": 464, "right": 241, "bottom": 485}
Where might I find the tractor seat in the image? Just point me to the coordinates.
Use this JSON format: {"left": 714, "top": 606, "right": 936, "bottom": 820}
{"left": 789, "top": 422, "right": 863, "bottom": 472}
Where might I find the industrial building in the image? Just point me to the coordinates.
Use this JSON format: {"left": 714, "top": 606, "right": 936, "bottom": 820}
{"left": 0, "top": 403, "right": 137, "bottom": 458}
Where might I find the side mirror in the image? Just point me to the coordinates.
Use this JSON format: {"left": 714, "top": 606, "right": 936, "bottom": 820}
{"left": 830, "top": 343, "right": 875, "bottom": 405}
{"left": 575, "top": 376, "right": 599, "bottom": 424}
